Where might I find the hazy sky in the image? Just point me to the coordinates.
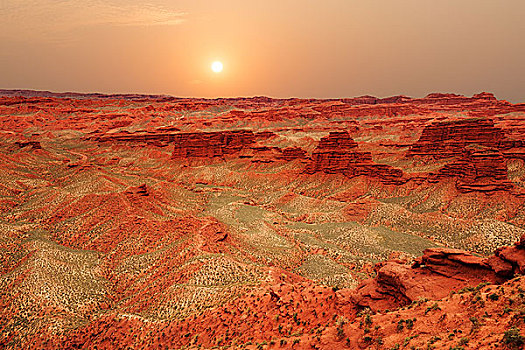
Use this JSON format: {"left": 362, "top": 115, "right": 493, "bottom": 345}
{"left": 1, "top": 0, "right": 524, "bottom": 101}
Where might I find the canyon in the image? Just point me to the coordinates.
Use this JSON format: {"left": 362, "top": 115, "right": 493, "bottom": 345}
{"left": 1, "top": 90, "right": 525, "bottom": 349}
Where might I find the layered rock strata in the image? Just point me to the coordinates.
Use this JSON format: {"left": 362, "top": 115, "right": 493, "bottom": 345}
{"left": 305, "top": 131, "right": 405, "bottom": 185}
{"left": 409, "top": 118, "right": 506, "bottom": 158}
{"left": 430, "top": 146, "right": 513, "bottom": 192}
{"left": 352, "top": 234, "right": 525, "bottom": 312}
{"left": 171, "top": 130, "right": 256, "bottom": 159}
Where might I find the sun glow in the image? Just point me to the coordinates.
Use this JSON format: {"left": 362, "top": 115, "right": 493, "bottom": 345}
{"left": 211, "top": 61, "right": 223, "bottom": 73}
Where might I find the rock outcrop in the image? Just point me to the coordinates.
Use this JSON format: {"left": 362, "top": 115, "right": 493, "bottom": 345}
{"left": 277, "top": 147, "right": 307, "bottom": 161}
{"left": 430, "top": 146, "right": 513, "bottom": 192}
{"left": 124, "top": 183, "right": 150, "bottom": 197}
{"left": 88, "top": 131, "right": 183, "bottom": 146}
{"left": 409, "top": 118, "right": 506, "bottom": 158}
{"left": 304, "top": 131, "right": 366, "bottom": 174}
{"left": 171, "top": 130, "right": 256, "bottom": 159}
{"left": 305, "top": 131, "right": 406, "bottom": 185}
{"left": 409, "top": 117, "right": 522, "bottom": 193}
{"left": 15, "top": 140, "right": 42, "bottom": 149}
{"left": 352, "top": 234, "right": 525, "bottom": 312}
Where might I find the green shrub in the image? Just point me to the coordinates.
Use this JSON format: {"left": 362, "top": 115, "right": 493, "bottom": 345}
{"left": 364, "top": 314, "right": 372, "bottom": 326}
{"left": 458, "top": 337, "right": 469, "bottom": 346}
{"left": 503, "top": 327, "right": 524, "bottom": 349}
{"left": 428, "top": 336, "right": 441, "bottom": 345}
{"left": 336, "top": 326, "right": 345, "bottom": 339}
{"left": 405, "top": 318, "right": 415, "bottom": 330}
{"left": 488, "top": 293, "right": 499, "bottom": 301}
{"left": 425, "top": 303, "right": 441, "bottom": 314}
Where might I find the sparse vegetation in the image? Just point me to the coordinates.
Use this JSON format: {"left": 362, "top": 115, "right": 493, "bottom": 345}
{"left": 503, "top": 327, "right": 525, "bottom": 349}
{"left": 425, "top": 303, "right": 441, "bottom": 315}
{"left": 489, "top": 293, "right": 500, "bottom": 301}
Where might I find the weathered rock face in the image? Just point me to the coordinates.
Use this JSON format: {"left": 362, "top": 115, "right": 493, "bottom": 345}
{"left": 430, "top": 146, "right": 513, "bottom": 192}
{"left": 124, "top": 183, "right": 150, "bottom": 197}
{"left": 409, "top": 118, "right": 506, "bottom": 157}
{"left": 305, "top": 131, "right": 406, "bottom": 184}
{"left": 305, "top": 131, "right": 366, "bottom": 174}
{"left": 456, "top": 148, "right": 513, "bottom": 192}
{"left": 15, "top": 141, "right": 42, "bottom": 149}
{"left": 352, "top": 234, "right": 525, "bottom": 312}
{"left": 307, "top": 149, "right": 373, "bottom": 174}
{"left": 277, "top": 147, "right": 307, "bottom": 161}
{"left": 171, "top": 130, "right": 256, "bottom": 159}
{"left": 317, "top": 131, "right": 358, "bottom": 150}
{"left": 409, "top": 117, "right": 523, "bottom": 193}
{"left": 495, "top": 235, "right": 525, "bottom": 274}
{"left": 88, "top": 132, "right": 181, "bottom": 146}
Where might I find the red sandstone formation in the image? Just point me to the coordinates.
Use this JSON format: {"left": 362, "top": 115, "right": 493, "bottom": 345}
{"left": 430, "top": 146, "right": 514, "bottom": 192}
{"left": 88, "top": 131, "right": 179, "bottom": 146}
{"left": 171, "top": 130, "right": 256, "bottom": 159}
{"left": 409, "top": 118, "right": 506, "bottom": 157}
{"left": 124, "top": 183, "right": 150, "bottom": 197}
{"left": 408, "top": 117, "right": 525, "bottom": 193}
{"left": 14, "top": 141, "right": 42, "bottom": 150}
{"left": 317, "top": 131, "right": 358, "bottom": 150}
{"left": 305, "top": 131, "right": 366, "bottom": 174}
{"left": 277, "top": 147, "right": 307, "bottom": 161}
{"left": 352, "top": 235, "right": 525, "bottom": 312}
{"left": 305, "top": 131, "right": 406, "bottom": 185}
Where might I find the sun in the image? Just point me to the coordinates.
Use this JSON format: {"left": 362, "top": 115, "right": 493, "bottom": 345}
{"left": 211, "top": 61, "right": 223, "bottom": 73}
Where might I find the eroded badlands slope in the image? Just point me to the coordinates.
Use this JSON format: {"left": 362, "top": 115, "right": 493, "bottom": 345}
{"left": 1, "top": 90, "right": 525, "bottom": 349}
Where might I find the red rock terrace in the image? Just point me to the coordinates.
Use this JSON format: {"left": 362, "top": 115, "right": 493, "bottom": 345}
{"left": 304, "top": 131, "right": 406, "bottom": 185}
{"left": 409, "top": 118, "right": 506, "bottom": 158}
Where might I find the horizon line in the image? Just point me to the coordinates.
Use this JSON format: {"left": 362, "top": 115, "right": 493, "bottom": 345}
{"left": 1, "top": 88, "right": 521, "bottom": 104}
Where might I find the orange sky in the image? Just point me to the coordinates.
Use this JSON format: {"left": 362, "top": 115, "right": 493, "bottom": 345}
{"left": 1, "top": 1, "right": 524, "bottom": 102}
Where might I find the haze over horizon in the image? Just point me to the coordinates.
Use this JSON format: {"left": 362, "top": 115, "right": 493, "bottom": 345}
{"left": 1, "top": 0, "right": 524, "bottom": 102}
